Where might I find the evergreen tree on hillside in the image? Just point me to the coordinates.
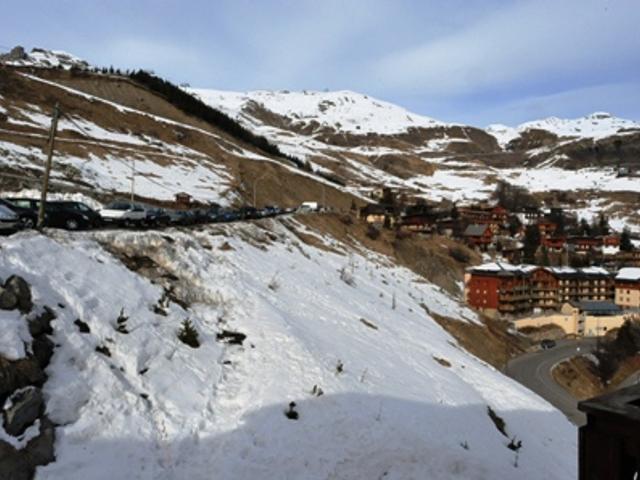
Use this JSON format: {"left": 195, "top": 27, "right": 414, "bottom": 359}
{"left": 523, "top": 225, "right": 541, "bottom": 264}
{"left": 621, "top": 228, "right": 634, "bottom": 252}
{"left": 598, "top": 213, "right": 610, "bottom": 236}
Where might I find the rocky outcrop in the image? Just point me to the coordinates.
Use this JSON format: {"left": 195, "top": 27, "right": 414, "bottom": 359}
{"left": 0, "top": 46, "right": 27, "bottom": 63}
{"left": 0, "top": 276, "right": 33, "bottom": 313}
{"left": 4, "top": 276, "right": 33, "bottom": 313}
{"left": 0, "top": 276, "right": 56, "bottom": 479}
{"left": 0, "top": 417, "right": 55, "bottom": 480}
{"left": 3, "top": 387, "right": 43, "bottom": 437}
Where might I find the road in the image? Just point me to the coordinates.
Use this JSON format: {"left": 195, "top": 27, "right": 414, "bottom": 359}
{"left": 506, "top": 338, "right": 598, "bottom": 426}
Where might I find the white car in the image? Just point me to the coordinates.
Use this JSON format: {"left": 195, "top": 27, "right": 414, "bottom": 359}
{"left": 298, "top": 201, "right": 319, "bottom": 213}
{"left": 99, "top": 202, "right": 147, "bottom": 227}
{"left": 0, "top": 204, "right": 19, "bottom": 232}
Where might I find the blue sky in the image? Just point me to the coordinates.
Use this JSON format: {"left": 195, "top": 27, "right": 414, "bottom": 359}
{"left": 4, "top": 0, "right": 639, "bottom": 126}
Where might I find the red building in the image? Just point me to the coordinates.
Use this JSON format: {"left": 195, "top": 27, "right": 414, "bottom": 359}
{"left": 541, "top": 236, "right": 566, "bottom": 250}
{"left": 463, "top": 224, "right": 494, "bottom": 249}
{"left": 465, "top": 263, "right": 615, "bottom": 317}
{"left": 537, "top": 219, "right": 557, "bottom": 238}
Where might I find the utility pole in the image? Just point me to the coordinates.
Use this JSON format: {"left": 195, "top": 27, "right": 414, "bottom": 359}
{"left": 130, "top": 158, "right": 135, "bottom": 203}
{"left": 38, "top": 103, "right": 60, "bottom": 229}
{"left": 253, "top": 174, "right": 266, "bottom": 208}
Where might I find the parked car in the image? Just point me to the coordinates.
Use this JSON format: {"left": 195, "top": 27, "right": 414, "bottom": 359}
{"left": 0, "top": 199, "right": 38, "bottom": 228}
{"left": 0, "top": 204, "right": 19, "bottom": 234}
{"left": 167, "top": 210, "right": 196, "bottom": 226}
{"left": 145, "top": 208, "right": 171, "bottom": 228}
{"left": 540, "top": 339, "right": 557, "bottom": 350}
{"left": 213, "top": 210, "right": 240, "bottom": 223}
{"left": 299, "top": 201, "right": 319, "bottom": 213}
{"left": 49, "top": 201, "right": 103, "bottom": 228}
{"left": 99, "top": 202, "right": 147, "bottom": 227}
{"left": 261, "top": 206, "right": 281, "bottom": 218}
{"left": 238, "top": 206, "right": 261, "bottom": 220}
{"left": 7, "top": 198, "right": 96, "bottom": 230}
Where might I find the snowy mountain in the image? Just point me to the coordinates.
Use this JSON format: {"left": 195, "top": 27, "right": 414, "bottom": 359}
{"left": 0, "top": 222, "right": 577, "bottom": 479}
{"left": 0, "top": 46, "right": 89, "bottom": 70}
{"left": 191, "top": 89, "right": 450, "bottom": 135}
{"left": 487, "top": 112, "right": 640, "bottom": 148}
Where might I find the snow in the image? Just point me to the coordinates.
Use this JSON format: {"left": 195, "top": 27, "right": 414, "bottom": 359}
{"left": 0, "top": 224, "right": 577, "bottom": 479}
{"left": 190, "top": 88, "right": 451, "bottom": 135}
{"left": 0, "top": 418, "right": 41, "bottom": 450}
{"left": 487, "top": 112, "right": 640, "bottom": 147}
{"left": 616, "top": 268, "right": 640, "bottom": 281}
{"left": 0, "top": 309, "right": 31, "bottom": 360}
{"left": 2, "top": 48, "right": 89, "bottom": 70}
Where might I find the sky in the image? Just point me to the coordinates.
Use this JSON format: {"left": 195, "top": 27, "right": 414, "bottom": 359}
{"left": 3, "top": 0, "right": 639, "bottom": 126}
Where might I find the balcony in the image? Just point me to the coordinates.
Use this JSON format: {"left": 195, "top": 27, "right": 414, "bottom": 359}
{"left": 578, "top": 384, "right": 640, "bottom": 479}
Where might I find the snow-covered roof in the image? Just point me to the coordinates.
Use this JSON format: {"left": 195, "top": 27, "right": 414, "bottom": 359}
{"left": 616, "top": 267, "right": 640, "bottom": 281}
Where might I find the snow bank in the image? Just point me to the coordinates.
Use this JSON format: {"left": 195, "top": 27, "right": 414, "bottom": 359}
{"left": 0, "top": 223, "right": 577, "bottom": 479}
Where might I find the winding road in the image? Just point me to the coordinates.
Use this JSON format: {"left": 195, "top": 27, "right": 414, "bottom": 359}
{"left": 506, "top": 338, "right": 598, "bottom": 426}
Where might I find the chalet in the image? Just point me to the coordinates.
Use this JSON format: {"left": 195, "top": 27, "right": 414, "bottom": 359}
{"left": 458, "top": 205, "right": 508, "bottom": 232}
{"left": 359, "top": 204, "right": 392, "bottom": 227}
{"left": 464, "top": 263, "right": 536, "bottom": 317}
{"left": 602, "top": 235, "right": 620, "bottom": 247}
{"left": 568, "top": 236, "right": 601, "bottom": 254}
{"left": 537, "top": 219, "right": 557, "bottom": 238}
{"left": 615, "top": 267, "right": 640, "bottom": 309}
{"left": 515, "top": 206, "right": 542, "bottom": 226}
{"left": 463, "top": 224, "right": 493, "bottom": 249}
{"left": 541, "top": 236, "right": 566, "bottom": 251}
{"left": 175, "top": 192, "right": 192, "bottom": 209}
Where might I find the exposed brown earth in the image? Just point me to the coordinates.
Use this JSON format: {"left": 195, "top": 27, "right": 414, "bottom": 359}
{"left": 553, "top": 354, "right": 640, "bottom": 400}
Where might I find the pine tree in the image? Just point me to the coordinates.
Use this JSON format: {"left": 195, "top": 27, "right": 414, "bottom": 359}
{"left": 178, "top": 319, "right": 200, "bottom": 348}
{"left": 621, "top": 228, "right": 633, "bottom": 252}
{"left": 523, "top": 225, "right": 541, "bottom": 264}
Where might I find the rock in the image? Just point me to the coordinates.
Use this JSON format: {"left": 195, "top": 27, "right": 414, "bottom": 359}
{"left": 31, "top": 337, "right": 54, "bottom": 370}
{"left": 74, "top": 319, "right": 91, "bottom": 333}
{"left": 0, "top": 416, "right": 55, "bottom": 480}
{"left": 0, "top": 357, "right": 45, "bottom": 401}
{"left": 3, "top": 386, "right": 43, "bottom": 437}
{"left": 4, "top": 276, "right": 33, "bottom": 313}
{"left": 0, "top": 46, "right": 26, "bottom": 63}
{"left": 0, "top": 288, "right": 17, "bottom": 311}
{"left": 27, "top": 306, "right": 56, "bottom": 337}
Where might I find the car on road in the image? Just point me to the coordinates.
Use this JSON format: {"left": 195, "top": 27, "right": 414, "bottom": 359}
{"left": 238, "top": 206, "right": 261, "bottom": 220}
{"left": 0, "top": 204, "right": 19, "bottom": 234}
{"left": 145, "top": 208, "right": 171, "bottom": 228}
{"left": 212, "top": 210, "right": 240, "bottom": 223}
{"left": 49, "top": 201, "right": 103, "bottom": 228}
{"left": 167, "top": 209, "right": 197, "bottom": 226}
{"left": 540, "top": 339, "right": 557, "bottom": 350}
{"left": 0, "top": 199, "right": 38, "bottom": 229}
{"left": 99, "top": 201, "right": 147, "bottom": 227}
{"left": 7, "top": 198, "right": 97, "bottom": 230}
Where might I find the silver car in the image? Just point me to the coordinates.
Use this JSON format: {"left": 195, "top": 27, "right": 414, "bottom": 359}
{"left": 0, "top": 204, "right": 19, "bottom": 232}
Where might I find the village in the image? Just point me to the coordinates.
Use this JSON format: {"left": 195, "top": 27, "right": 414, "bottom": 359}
{"left": 357, "top": 183, "right": 640, "bottom": 338}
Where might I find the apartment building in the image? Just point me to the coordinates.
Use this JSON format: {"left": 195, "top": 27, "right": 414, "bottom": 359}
{"left": 615, "top": 267, "right": 640, "bottom": 308}
{"left": 464, "top": 262, "right": 615, "bottom": 318}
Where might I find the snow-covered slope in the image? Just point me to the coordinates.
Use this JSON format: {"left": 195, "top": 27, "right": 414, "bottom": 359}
{"left": 191, "top": 88, "right": 450, "bottom": 135}
{"left": 487, "top": 112, "right": 640, "bottom": 147}
{"left": 0, "top": 223, "right": 576, "bottom": 479}
{"left": 0, "top": 47, "right": 89, "bottom": 70}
